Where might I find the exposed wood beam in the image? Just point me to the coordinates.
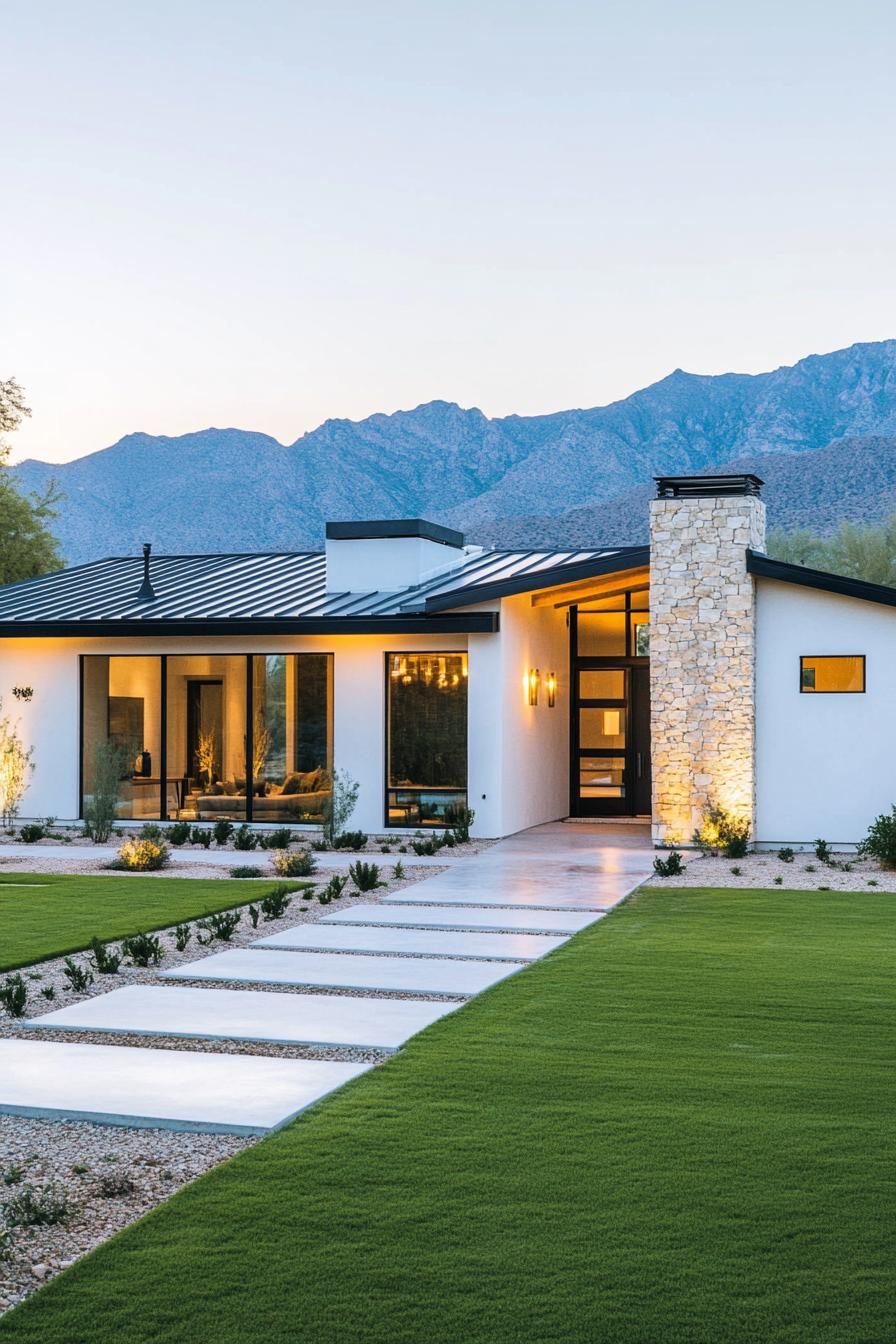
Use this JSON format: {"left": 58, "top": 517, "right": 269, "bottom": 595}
{"left": 530, "top": 568, "right": 649, "bottom": 609}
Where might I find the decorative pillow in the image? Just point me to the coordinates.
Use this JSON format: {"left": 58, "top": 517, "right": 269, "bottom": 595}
{"left": 280, "top": 772, "right": 303, "bottom": 795}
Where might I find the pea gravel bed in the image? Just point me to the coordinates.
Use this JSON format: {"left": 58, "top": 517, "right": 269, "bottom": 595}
{"left": 0, "top": 860, "right": 480, "bottom": 1315}
{"left": 648, "top": 848, "right": 896, "bottom": 891}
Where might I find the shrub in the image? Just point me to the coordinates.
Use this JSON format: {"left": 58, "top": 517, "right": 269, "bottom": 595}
{"left": 229, "top": 865, "right": 264, "bottom": 878}
{"left": 0, "top": 974, "right": 27, "bottom": 1017}
{"left": 62, "top": 957, "right": 94, "bottom": 992}
{"left": 82, "top": 740, "right": 127, "bottom": 843}
{"left": 114, "top": 838, "right": 170, "bottom": 871}
{"left": 167, "top": 820, "right": 192, "bottom": 846}
{"left": 443, "top": 803, "right": 475, "bottom": 842}
{"left": 190, "top": 826, "right": 212, "bottom": 849}
{"left": 271, "top": 849, "right": 316, "bottom": 878}
{"left": 259, "top": 827, "right": 293, "bottom": 850}
{"left": 121, "top": 932, "right": 164, "bottom": 967}
{"left": 393, "top": 860, "right": 405, "bottom": 880}
{"left": 322, "top": 768, "right": 360, "bottom": 845}
{"left": 777, "top": 847, "right": 795, "bottom": 863}
{"left": 858, "top": 806, "right": 896, "bottom": 869}
{"left": 172, "top": 923, "right": 192, "bottom": 952}
{"left": 332, "top": 830, "right": 368, "bottom": 851}
{"left": 653, "top": 851, "right": 684, "bottom": 877}
{"left": 3, "top": 1166, "right": 23, "bottom": 1187}
{"left": 730, "top": 865, "right": 742, "bottom": 876}
{"left": 774, "top": 876, "right": 783, "bottom": 885}
{"left": 3, "top": 1182, "right": 70, "bottom": 1227}
{"left": 40, "top": 985, "right": 55, "bottom": 1001}
{"left": 232, "top": 824, "right": 258, "bottom": 852}
{"left": 89, "top": 937, "right": 121, "bottom": 975}
{"left": 248, "top": 904, "right": 260, "bottom": 928}
{"left": 349, "top": 860, "right": 385, "bottom": 892}
{"left": 197, "top": 910, "right": 241, "bottom": 944}
{"left": 411, "top": 836, "right": 445, "bottom": 857}
{"left": 141, "top": 823, "right": 164, "bottom": 841}
{"left": 18, "top": 822, "right": 45, "bottom": 844}
{"left": 260, "top": 887, "right": 293, "bottom": 921}
{"left": 96, "top": 1171, "right": 137, "bottom": 1198}
{"left": 318, "top": 874, "right": 348, "bottom": 904}
{"left": 804, "top": 863, "right": 817, "bottom": 872}
{"left": 213, "top": 818, "right": 234, "bottom": 846}
{"left": 0, "top": 700, "right": 34, "bottom": 828}
{"left": 814, "top": 838, "right": 832, "bottom": 863}
{"left": 693, "top": 802, "right": 750, "bottom": 858}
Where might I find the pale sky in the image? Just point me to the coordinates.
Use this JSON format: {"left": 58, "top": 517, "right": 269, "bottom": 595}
{"left": 4, "top": 0, "right": 896, "bottom": 464}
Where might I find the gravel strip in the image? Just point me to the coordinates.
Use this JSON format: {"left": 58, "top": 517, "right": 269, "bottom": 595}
{"left": 645, "top": 849, "right": 896, "bottom": 891}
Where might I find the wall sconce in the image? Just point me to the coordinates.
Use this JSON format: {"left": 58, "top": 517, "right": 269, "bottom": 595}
{"left": 545, "top": 672, "right": 557, "bottom": 708}
{"left": 526, "top": 668, "right": 540, "bottom": 706}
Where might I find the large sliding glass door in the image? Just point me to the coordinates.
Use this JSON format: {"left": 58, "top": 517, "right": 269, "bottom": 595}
{"left": 570, "top": 592, "right": 651, "bottom": 817}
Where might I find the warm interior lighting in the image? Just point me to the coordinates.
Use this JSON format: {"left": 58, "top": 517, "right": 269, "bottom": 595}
{"left": 526, "top": 668, "right": 540, "bottom": 706}
{"left": 545, "top": 671, "right": 557, "bottom": 707}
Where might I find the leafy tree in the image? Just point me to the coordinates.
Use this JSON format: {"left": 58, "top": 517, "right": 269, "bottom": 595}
{"left": 0, "top": 377, "right": 62, "bottom": 584}
{"left": 768, "top": 511, "right": 896, "bottom": 587}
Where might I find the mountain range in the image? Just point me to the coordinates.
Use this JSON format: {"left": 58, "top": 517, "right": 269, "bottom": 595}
{"left": 13, "top": 340, "right": 896, "bottom": 564}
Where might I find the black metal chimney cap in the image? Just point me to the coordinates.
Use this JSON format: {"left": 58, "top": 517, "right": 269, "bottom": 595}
{"left": 654, "top": 474, "right": 764, "bottom": 499}
{"left": 136, "top": 542, "right": 156, "bottom": 602}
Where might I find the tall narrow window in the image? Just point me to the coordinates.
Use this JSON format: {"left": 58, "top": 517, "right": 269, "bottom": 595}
{"left": 387, "top": 652, "right": 468, "bottom": 827}
{"left": 252, "top": 654, "right": 333, "bottom": 823}
{"left": 81, "top": 656, "right": 162, "bottom": 820}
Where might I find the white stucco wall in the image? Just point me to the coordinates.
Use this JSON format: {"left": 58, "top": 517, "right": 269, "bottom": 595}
{"left": 2, "top": 603, "right": 571, "bottom": 838}
{"left": 755, "top": 579, "right": 896, "bottom": 844}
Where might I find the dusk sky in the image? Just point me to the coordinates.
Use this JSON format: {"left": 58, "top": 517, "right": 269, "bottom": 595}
{"left": 4, "top": 0, "right": 895, "bottom": 464}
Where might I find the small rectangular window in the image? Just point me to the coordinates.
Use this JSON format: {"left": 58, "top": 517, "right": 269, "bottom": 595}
{"left": 800, "top": 656, "right": 865, "bottom": 694}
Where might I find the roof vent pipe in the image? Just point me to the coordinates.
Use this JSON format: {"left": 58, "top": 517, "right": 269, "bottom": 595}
{"left": 136, "top": 542, "right": 156, "bottom": 602}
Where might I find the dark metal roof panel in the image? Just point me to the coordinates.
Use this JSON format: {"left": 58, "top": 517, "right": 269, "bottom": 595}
{"left": 747, "top": 550, "right": 896, "bottom": 610}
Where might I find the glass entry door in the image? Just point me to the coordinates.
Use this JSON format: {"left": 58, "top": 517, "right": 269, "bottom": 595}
{"left": 570, "top": 597, "right": 650, "bottom": 817}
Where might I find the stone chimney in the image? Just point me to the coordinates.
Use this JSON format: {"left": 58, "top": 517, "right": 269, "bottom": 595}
{"left": 649, "top": 475, "right": 766, "bottom": 845}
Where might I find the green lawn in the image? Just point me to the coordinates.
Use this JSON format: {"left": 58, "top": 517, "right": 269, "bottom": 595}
{"left": 1, "top": 886, "right": 893, "bottom": 1343}
{"left": 0, "top": 873, "right": 304, "bottom": 971}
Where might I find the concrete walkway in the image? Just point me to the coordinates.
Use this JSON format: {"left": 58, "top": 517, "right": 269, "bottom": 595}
{"left": 8, "top": 821, "right": 654, "bottom": 1133}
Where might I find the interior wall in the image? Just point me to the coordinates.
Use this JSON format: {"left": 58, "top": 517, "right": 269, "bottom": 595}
{"left": 755, "top": 580, "right": 896, "bottom": 844}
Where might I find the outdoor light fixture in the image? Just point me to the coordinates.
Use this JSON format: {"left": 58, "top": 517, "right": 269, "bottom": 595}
{"left": 546, "top": 672, "right": 557, "bottom": 707}
{"left": 527, "top": 667, "right": 540, "bottom": 706}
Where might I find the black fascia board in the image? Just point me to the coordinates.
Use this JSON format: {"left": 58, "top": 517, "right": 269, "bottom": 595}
{"left": 747, "top": 549, "right": 896, "bottom": 609}
{"left": 423, "top": 546, "right": 651, "bottom": 612}
{"left": 0, "top": 613, "right": 499, "bottom": 638}
{"left": 325, "top": 519, "right": 465, "bottom": 547}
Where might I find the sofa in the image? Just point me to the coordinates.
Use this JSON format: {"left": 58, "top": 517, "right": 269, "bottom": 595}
{"left": 195, "top": 768, "right": 331, "bottom": 822}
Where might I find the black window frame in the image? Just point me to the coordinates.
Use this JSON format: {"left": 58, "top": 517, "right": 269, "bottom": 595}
{"left": 799, "top": 654, "right": 866, "bottom": 695}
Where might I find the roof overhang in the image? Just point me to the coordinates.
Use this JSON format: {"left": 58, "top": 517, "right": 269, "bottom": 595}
{"left": 747, "top": 550, "right": 896, "bottom": 610}
{"left": 0, "top": 613, "right": 499, "bottom": 639}
{"left": 423, "top": 546, "right": 651, "bottom": 612}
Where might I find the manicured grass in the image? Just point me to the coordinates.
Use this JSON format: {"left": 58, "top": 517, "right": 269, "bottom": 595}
{"left": 0, "top": 874, "right": 308, "bottom": 971}
{"left": 2, "top": 886, "right": 893, "bottom": 1343}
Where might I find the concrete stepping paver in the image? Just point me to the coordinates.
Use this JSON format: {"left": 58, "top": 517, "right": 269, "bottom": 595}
{"left": 162, "top": 948, "right": 526, "bottom": 996}
{"left": 0, "top": 1037, "right": 372, "bottom": 1134}
{"left": 252, "top": 923, "right": 568, "bottom": 961}
{"left": 322, "top": 903, "right": 606, "bottom": 935}
{"left": 26, "top": 984, "right": 459, "bottom": 1051}
{"left": 381, "top": 883, "right": 621, "bottom": 913}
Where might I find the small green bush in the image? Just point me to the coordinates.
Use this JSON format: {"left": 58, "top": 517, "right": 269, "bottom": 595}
{"left": 96, "top": 1171, "right": 137, "bottom": 1198}
{"left": 3, "top": 1166, "right": 24, "bottom": 1187}
{"left": 777, "top": 847, "right": 795, "bottom": 863}
{"left": 0, "top": 974, "right": 28, "bottom": 1018}
{"left": 332, "top": 831, "right": 368, "bottom": 851}
{"left": 693, "top": 802, "right": 750, "bottom": 858}
{"left": 248, "top": 904, "right": 260, "bottom": 927}
{"left": 172, "top": 923, "right": 192, "bottom": 952}
{"left": 259, "top": 827, "right": 294, "bottom": 850}
{"left": 653, "top": 851, "right": 684, "bottom": 877}
{"left": 89, "top": 938, "right": 122, "bottom": 975}
{"left": 213, "top": 819, "right": 234, "bottom": 846}
{"left": 814, "top": 838, "right": 832, "bottom": 863}
{"left": 167, "top": 821, "right": 192, "bottom": 846}
{"left": 232, "top": 824, "right": 258, "bottom": 852}
{"left": 774, "top": 876, "right": 783, "bottom": 885}
{"left": 857, "top": 806, "right": 896, "bottom": 869}
{"left": 229, "top": 865, "right": 265, "bottom": 878}
{"left": 319, "top": 874, "right": 348, "bottom": 904}
{"left": 393, "top": 860, "right": 405, "bottom": 880}
{"left": 62, "top": 957, "right": 94, "bottom": 992}
{"left": 40, "top": 985, "right": 56, "bottom": 1001}
{"left": 121, "top": 932, "right": 164, "bottom": 967}
{"left": 443, "top": 803, "right": 475, "bottom": 842}
{"left": 3, "top": 1183, "right": 70, "bottom": 1228}
{"left": 190, "top": 826, "right": 213, "bottom": 849}
{"left": 18, "top": 822, "right": 46, "bottom": 844}
{"left": 141, "top": 823, "right": 164, "bottom": 841}
{"left": 197, "top": 910, "right": 241, "bottom": 944}
{"left": 260, "top": 887, "right": 293, "bottom": 921}
{"left": 349, "top": 860, "right": 385, "bottom": 892}
{"left": 411, "top": 836, "right": 445, "bottom": 857}
{"left": 112, "top": 838, "right": 170, "bottom": 871}
{"left": 271, "top": 849, "right": 316, "bottom": 878}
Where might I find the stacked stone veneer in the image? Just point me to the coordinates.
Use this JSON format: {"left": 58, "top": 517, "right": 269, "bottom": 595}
{"left": 649, "top": 493, "right": 766, "bottom": 845}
